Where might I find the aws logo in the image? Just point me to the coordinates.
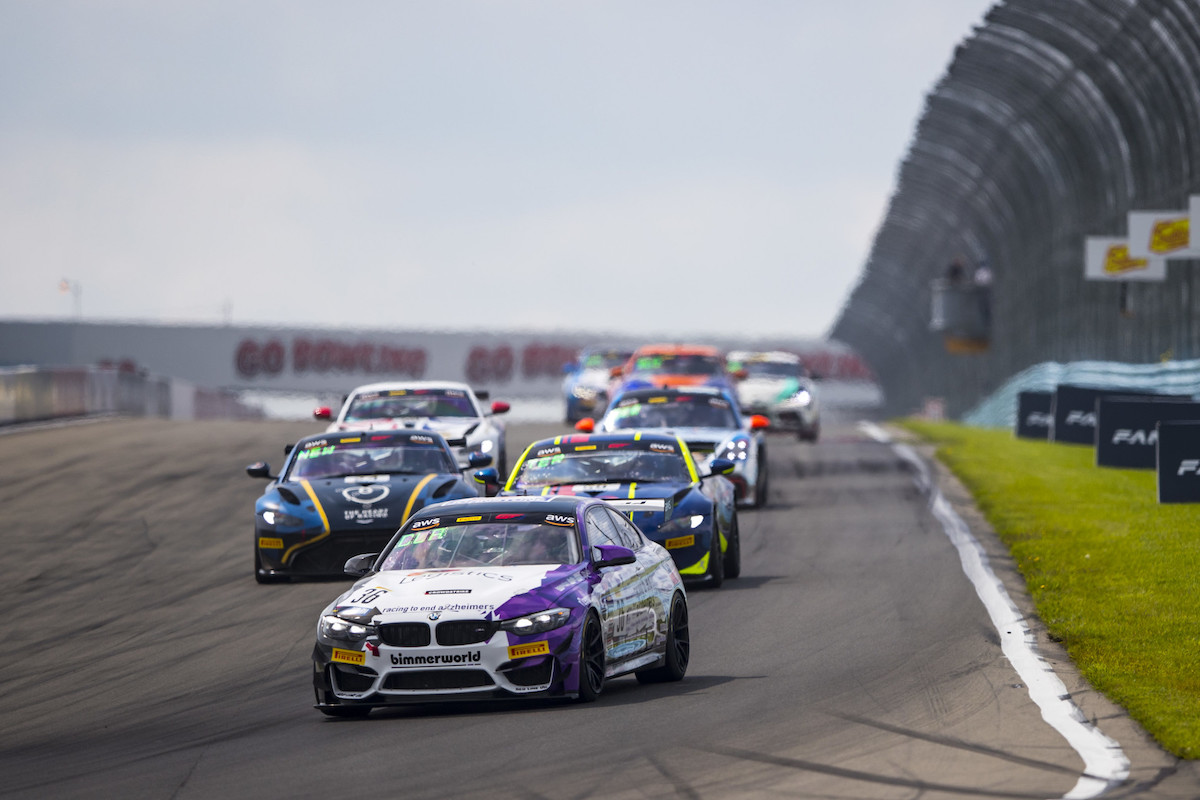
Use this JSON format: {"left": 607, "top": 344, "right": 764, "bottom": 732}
{"left": 1065, "top": 410, "right": 1096, "bottom": 427}
{"left": 1112, "top": 429, "right": 1158, "bottom": 446}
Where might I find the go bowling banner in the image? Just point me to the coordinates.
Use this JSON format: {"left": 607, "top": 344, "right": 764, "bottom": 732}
{"left": 1095, "top": 396, "right": 1200, "bottom": 468}
{"left": 1157, "top": 420, "right": 1200, "bottom": 503}
{"left": 1015, "top": 391, "right": 1052, "bottom": 440}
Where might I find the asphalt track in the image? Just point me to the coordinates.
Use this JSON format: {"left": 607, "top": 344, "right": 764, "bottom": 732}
{"left": 1, "top": 413, "right": 1198, "bottom": 799}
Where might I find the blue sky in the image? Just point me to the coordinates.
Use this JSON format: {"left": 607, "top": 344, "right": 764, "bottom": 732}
{"left": 0, "top": 1, "right": 996, "bottom": 340}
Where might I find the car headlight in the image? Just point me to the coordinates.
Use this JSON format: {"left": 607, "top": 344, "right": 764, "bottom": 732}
{"left": 572, "top": 386, "right": 598, "bottom": 401}
{"left": 318, "top": 614, "right": 377, "bottom": 644}
{"left": 499, "top": 608, "right": 571, "bottom": 636}
{"left": 660, "top": 512, "right": 708, "bottom": 533}
{"left": 260, "top": 508, "right": 304, "bottom": 527}
{"left": 479, "top": 439, "right": 495, "bottom": 454}
{"left": 789, "top": 389, "right": 812, "bottom": 406}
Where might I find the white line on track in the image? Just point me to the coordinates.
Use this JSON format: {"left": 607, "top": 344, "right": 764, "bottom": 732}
{"left": 859, "top": 421, "right": 1130, "bottom": 800}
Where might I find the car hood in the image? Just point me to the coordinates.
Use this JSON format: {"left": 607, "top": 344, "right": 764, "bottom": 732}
{"left": 738, "top": 378, "right": 802, "bottom": 404}
{"left": 329, "top": 564, "right": 588, "bottom": 622}
{"left": 330, "top": 418, "right": 483, "bottom": 439}
{"left": 282, "top": 473, "right": 463, "bottom": 527}
{"left": 508, "top": 482, "right": 683, "bottom": 536}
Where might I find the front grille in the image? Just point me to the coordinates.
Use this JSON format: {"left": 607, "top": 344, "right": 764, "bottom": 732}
{"left": 383, "top": 670, "right": 495, "bottom": 690}
{"left": 778, "top": 411, "right": 801, "bottom": 424}
{"left": 502, "top": 659, "right": 555, "bottom": 687}
{"left": 331, "top": 664, "right": 378, "bottom": 693}
{"left": 378, "top": 622, "right": 432, "bottom": 647}
{"left": 436, "top": 620, "right": 498, "bottom": 646}
{"left": 288, "top": 530, "right": 393, "bottom": 575}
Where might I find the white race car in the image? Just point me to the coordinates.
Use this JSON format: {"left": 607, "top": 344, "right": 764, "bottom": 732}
{"left": 727, "top": 350, "right": 820, "bottom": 442}
{"left": 312, "top": 494, "right": 689, "bottom": 714}
{"left": 316, "top": 381, "right": 510, "bottom": 474}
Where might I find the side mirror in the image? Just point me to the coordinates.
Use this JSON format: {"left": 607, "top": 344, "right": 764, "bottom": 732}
{"left": 609, "top": 365, "right": 623, "bottom": 378}
{"left": 705, "top": 457, "right": 737, "bottom": 477}
{"left": 749, "top": 414, "right": 770, "bottom": 430}
{"left": 283, "top": 443, "right": 294, "bottom": 456}
{"left": 732, "top": 369, "right": 748, "bottom": 380}
{"left": 468, "top": 451, "right": 493, "bottom": 468}
{"left": 343, "top": 553, "right": 378, "bottom": 577}
{"left": 575, "top": 418, "right": 595, "bottom": 433}
{"left": 473, "top": 467, "right": 500, "bottom": 486}
{"left": 313, "top": 406, "right": 333, "bottom": 421}
{"left": 593, "top": 544, "right": 636, "bottom": 568}
{"left": 475, "top": 390, "right": 490, "bottom": 401}
{"left": 246, "top": 461, "right": 274, "bottom": 479}
{"left": 562, "top": 362, "right": 576, "bottom": 374}
{"left": 490, "top": 400, "right": 510, "bottom": 415}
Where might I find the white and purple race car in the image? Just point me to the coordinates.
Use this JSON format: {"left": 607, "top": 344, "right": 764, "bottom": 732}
{"left": 312, "top": 494, "right": 688, "bottom": 715}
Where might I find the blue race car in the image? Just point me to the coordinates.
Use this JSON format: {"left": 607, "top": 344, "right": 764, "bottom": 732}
{"left": 312, "top": 494, "right": 688, "bottom": 714}
{"left": 489, "top": 431, "right": 740, "bottom": 587}
{"left": 561, "top": 345, "right": 634, "bottom": 423}
{"left": 247, "top": 430, "right": 489, "bottom": 583}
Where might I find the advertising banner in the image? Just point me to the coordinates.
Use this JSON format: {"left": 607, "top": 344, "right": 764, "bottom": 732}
{"left": 1051, "top": 385, "right": 1174, "bottom": 445}
{"left": 1157, "top": 420, "right": 1200, "bottom": 503}
{"left": 1126, "top": 209, "right": 1200, "bottom": 259}
{"left": 1015, "top": 390, "right": 1052, "bottom": 439}
{"left": 1095, "top": 396, "right": 1200, "bottom": 468}
{"left": 1084, "top": 236, "right": 1166, "bottom": 281}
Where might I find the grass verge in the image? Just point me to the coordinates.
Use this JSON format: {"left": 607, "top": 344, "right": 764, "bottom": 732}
{"left": 899, "top": 418, "right": 1200, "bottom": 759}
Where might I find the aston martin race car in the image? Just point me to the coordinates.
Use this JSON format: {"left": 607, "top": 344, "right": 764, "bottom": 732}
{"left": 315, "top": 381, "right": 510, "bottom": 474}
{"left": 484, "top": 431, "right": 740, "bottom": 586}
{"left": 312, "top": 494, "right": 689, "bottom": 715}
{"left": 247, "top": 430, "right": 489, "bottom": 583}
{"left": 726, "top": 350, "right": 821, "bottom": 442}
{"left": 577, "top": 387, "right": 770, "bottom": 508}
{"left": 561, "top": 345, "right": 634, "bottom": 423}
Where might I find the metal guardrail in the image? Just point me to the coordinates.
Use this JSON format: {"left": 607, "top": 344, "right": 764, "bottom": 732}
{"left": 0, "top": 366, "right": 262, "bottom": 425}
{"left": 831, "top": 0, "right": 1200, "bottom": 419}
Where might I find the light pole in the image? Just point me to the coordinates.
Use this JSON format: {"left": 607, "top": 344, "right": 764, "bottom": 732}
{"left": 58, "top": 278, "right": 82, "bottom": 318}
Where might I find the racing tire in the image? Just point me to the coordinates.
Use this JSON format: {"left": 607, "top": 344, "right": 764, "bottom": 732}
{"left": 254, "top": 545, "right": 288, "bottom": 584}
{"left": 576, "top": 612, "right": 606, "bottom": 702}
{"left": 636, "top": 593, "right": 690, "bottom": 684}
{"left": 723, "top": 512, "right": 741, "bottom": 579}
{"left": 754, "top": 457, "right": 769, "bottom": 508}
{"left": 706, "top": 519, "right": 725, "bottom": 589}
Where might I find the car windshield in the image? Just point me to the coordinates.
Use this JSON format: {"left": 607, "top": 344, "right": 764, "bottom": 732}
{"left": 605, "top": 396, "right": 739, "bottom": 430}
{"left": 744, "top": 361, "right": 803, "bottom": 378}
{"left": 512, "top": 449, "right": 692, "bottom": 487}
{"left": 287, "top": 441, "right": 456, "bottom": 480}
{"left": 583, "top": 350, "right": 632, "bottom": 369}
{"left": 378, "top": 521, "right": 581, "bottom": 569}
{"left": 345, "top": 390, "right": 477, "bottom": 420}
{"left": 630, "top": 354, "right": 722, "bottom": 376}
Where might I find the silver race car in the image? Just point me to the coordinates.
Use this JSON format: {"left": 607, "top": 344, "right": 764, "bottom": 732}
{"left": 316, "top": 381, "right": 510, "bottom": 474}
{"left": 727, "top": 350, "right": 820, "bottom": 442}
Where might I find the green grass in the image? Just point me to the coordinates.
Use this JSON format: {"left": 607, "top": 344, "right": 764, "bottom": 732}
{"left": 900, "top": 419, "right": 1200, "bottom": 759}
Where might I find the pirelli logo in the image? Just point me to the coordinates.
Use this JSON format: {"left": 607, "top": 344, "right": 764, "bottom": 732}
{"left": 508, "top": 641, "right": 550, "bottom": 660}
{"left": 664, "top": 535, "right": 695, "bottom": 550}
{"left": 332, "top": 648, "right": 366, "bottom": 666}
{"left": 258, "top": 537, "right": 284, "bottom": 549}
